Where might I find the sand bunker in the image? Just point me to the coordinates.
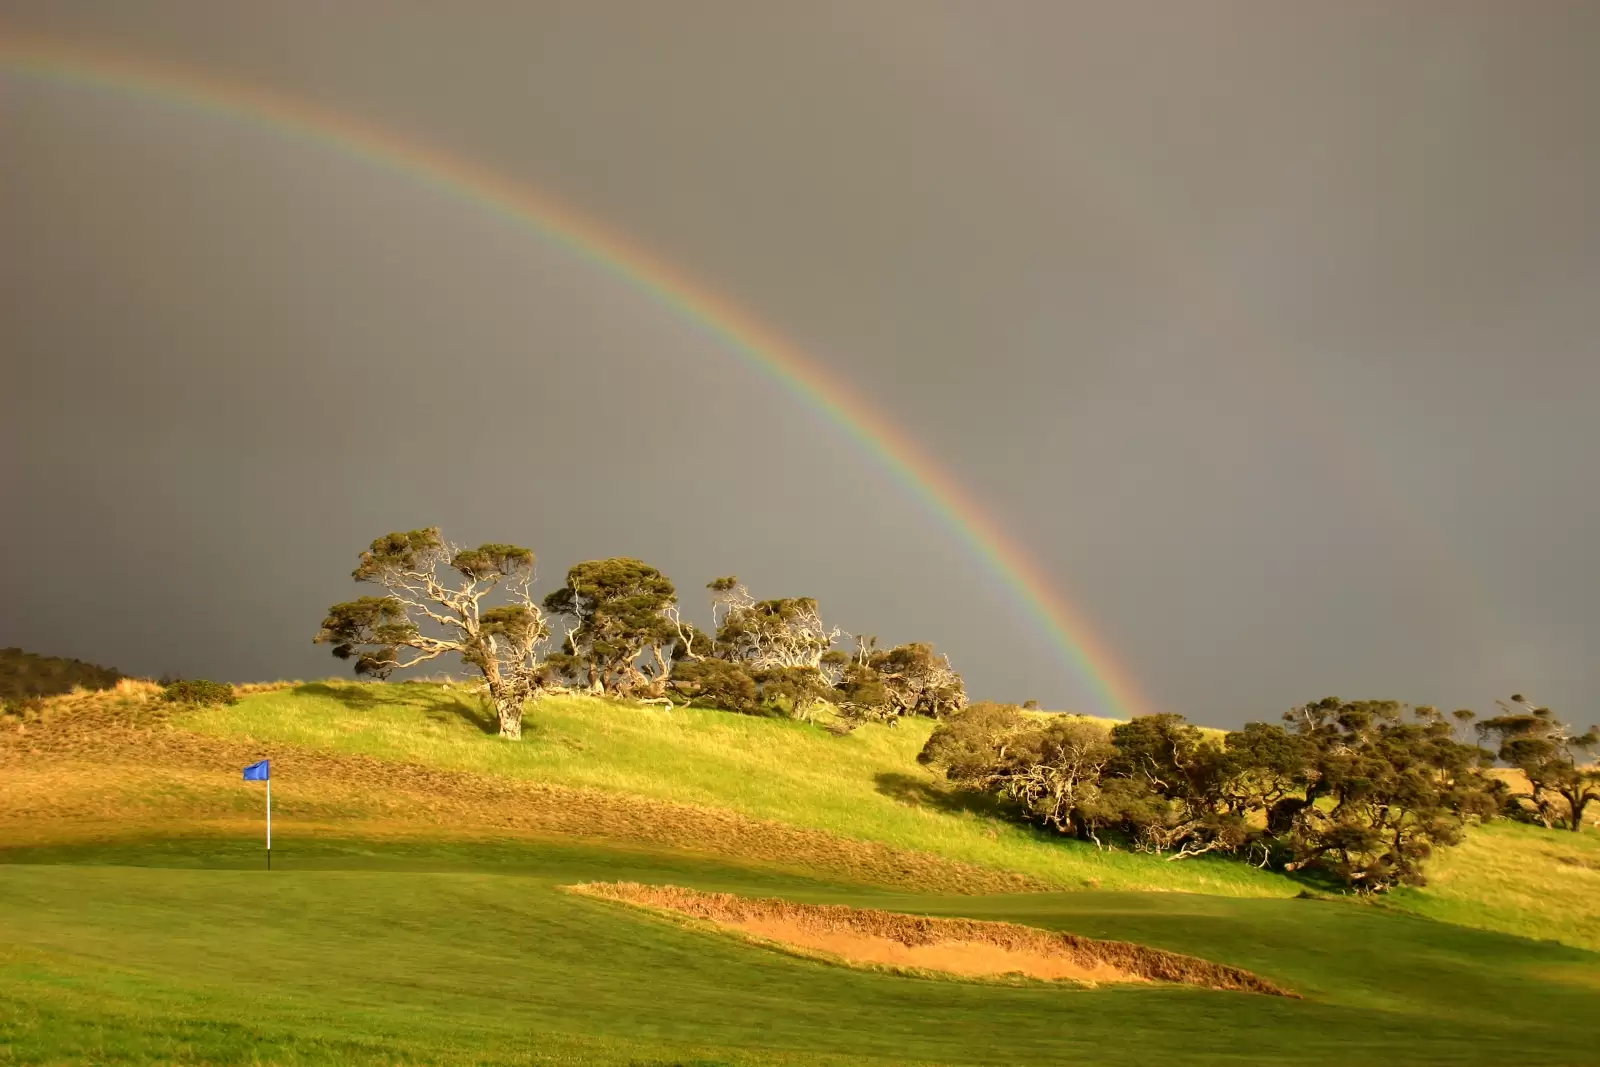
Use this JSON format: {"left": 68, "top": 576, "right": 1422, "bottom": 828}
{"left": 569, "top": 882, "right": 1295, "bottom": 995}
{"left": 718, "top": 917, "right": 1133, "bottom": 982}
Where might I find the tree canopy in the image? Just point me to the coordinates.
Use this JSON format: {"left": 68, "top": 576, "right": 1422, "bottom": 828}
{"left": 1476, "top": 695, "right": 1599, "bottom": 831}
{"left": 919, "top": 697, "right": 1501, "bottom": 891}
{"left": 315, "top": 528, "right": 548, "bottom": 739}
{"left": 543, "top": 558, "right": 678, "bottom": 697}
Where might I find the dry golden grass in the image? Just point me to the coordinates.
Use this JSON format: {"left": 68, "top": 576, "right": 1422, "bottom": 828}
{"left": 571, "top": 882, "right": 1295, "bottom": 995}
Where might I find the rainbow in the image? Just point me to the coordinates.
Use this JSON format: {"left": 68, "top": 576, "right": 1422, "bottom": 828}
{"left": 0, "top": 33, "right": 1154, "bottom": 718}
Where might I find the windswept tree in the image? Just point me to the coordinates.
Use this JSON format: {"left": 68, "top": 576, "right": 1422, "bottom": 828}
{"left": 1223, "top": 721, "right": 1316, "bottom": 835}
{"left": 664, "top": 605, "right": 710, "bottom": 663}
{"left": 1275, "top": 698, "right": 1496, "bottom": 889}
{"left": 706, "top": 576, "right": 745, "bottom": 633}
{"left": 543, "top": 558, "right": 677, "bottom": 697}
{"left": 752, "top": 665, "right": 835, "bottom": 722}
{"left": 867, "top": 642, "right": 967, "bottom": 720}
{"left": 921, "top": 703, "right": 1117, "bottom": 839}
{"left": 713, "top": 580, "right": 842, "bottom": 670}
{"left": 314, "top": 529, "right": 548, "bottom": 740}
{"left": 1477, "top": 695, "right": 1600, "bottom": 832}
{"left": 1104, "top": 714, "right": 1246, "bottom": 859}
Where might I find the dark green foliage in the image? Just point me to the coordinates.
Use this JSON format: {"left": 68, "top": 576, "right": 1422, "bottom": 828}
{"left": 478, "top": 604, "right": 543, "bottom": 644}
{"left": 918, "top": 701, "right": 1032, "bottom": 782}
{"left": 1477, "top": 695, "right": 1600, "bottom": 831}
{"left": 160, "top": 679, "right": 238, "bottom": 707}
{"left": 862, "top": 642, "right": 966, "bottom": 719}
{"left": 451, "top": 543, "right": 535, "bottom": 581}
{"left": 1223, "top": 721, "right": 1316, "bottom": 834}
{"left": 751, "top": 665, "right": 833, "bottom": 719}
{"left": 544, "top": 558, "right": 678, "bottom": 696}
{"left": 315, "top": 596, "right": 420, "bottom": 679}
{"left": 668, "top": 658, "right": 760, "bottom": 714}
{"left": 351, "top": 528, "right": 448, "bottom": 581}
{"left": 1104, "top": 714, "right": 1247, "bottom": 858}
{"left": 0, "top": 647, "right": 123, "bottom": 701}
{"left": 832, "top": 663, "right": 891, "bottom": 717}
{"left": 1273, "top": 698, "right": 1498, "bottom": 889}
{"left": 920, "top": 697, "right": 1498, "bottom": 891}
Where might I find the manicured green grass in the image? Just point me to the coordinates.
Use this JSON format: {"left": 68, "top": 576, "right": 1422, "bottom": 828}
{"left": 177, "top": 682, "right": 1292, "bottom": 898}
{"left": 0, "top": 836, "right": 1594, "bottom": 1066}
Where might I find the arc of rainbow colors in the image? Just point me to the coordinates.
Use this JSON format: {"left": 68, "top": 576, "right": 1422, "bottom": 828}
{"left": 0, "top": 33, "right": 1153, "bottom": 718}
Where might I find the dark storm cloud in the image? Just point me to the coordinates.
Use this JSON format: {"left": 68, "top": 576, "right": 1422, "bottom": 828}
{"left": 3, "top": 2, "right": 1596, "bottom": 724}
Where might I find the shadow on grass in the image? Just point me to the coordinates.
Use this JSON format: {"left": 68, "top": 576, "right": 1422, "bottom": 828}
{"left": 296, "top": 681, "right": 498, "bottom": 735}
{"left": 873, "top": 771, "right": 1012, "bottom": 819}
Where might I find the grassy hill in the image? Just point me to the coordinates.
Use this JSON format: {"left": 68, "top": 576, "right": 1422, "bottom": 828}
{"left": 175, "top": 682, "right": 1285, "bottom": 897}
{"left": 3, "top": 679, "right": 1596, "bottom": 1065}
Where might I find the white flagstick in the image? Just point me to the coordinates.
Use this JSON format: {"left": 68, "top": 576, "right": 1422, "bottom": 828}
{"left": 266, "top": 777, "right": 272, "bottom": 870}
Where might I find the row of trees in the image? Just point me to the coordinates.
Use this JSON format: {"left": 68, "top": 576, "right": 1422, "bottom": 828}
{"left": 1476, "top": 695, "right": 1600, "bottom": 832}
{"left": 314, "top": 529, "right": 966, "bottom": 738}
{"left": 917, "top": 695, "right": 1598, "bottom": 891}
{"left": 313, "top": 529, "right": 1594, "bottom": 892}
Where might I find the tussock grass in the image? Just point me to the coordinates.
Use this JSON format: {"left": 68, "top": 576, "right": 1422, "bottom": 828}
{"left": 176, "top": 681, "right": 1292, "bottom": 897}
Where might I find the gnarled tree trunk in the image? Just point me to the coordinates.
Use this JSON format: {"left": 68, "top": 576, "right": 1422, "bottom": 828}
{"left": 496, "top": 698, "right": 523, "bottom": 740}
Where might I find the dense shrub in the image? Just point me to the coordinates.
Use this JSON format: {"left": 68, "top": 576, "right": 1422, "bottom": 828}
{"left": 0, "top": 647, "right": 122, "bottom": 700}
{"left": 919, "top": 698, "right": 1499, "bottom": 892}
{"left": 668, "top": 659, "right": 761, "bottom": 715}
{"left": 161, "top": 679, "right": 238, "bottom": 707}
{"left": 751, "top": 666, "right": 834, "bottom": 721}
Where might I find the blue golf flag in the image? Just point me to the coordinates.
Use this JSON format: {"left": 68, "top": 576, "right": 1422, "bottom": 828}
{"left": 242, "top": 759, "right": 270, "bottom": 781}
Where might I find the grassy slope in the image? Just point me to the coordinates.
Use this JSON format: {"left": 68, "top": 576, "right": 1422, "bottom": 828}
{"left": 2, "top": 837, "right": 1596, "bottom": 1067}
{"left": 177, "top": 682, "right": 1290, "bottom": 898}
{"left": 176, "top": 682, "right": 1600, "bottom": 950}
{"left": 1390, "top": 819, "right": 1600, "bottom": 949}
{"left": 171, "top": 682, "right": 1600, "bottom": 948}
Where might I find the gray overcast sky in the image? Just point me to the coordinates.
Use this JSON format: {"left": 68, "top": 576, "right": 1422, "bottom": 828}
{"left": 2, "top": 2, "right": 1596, "bottom": 727}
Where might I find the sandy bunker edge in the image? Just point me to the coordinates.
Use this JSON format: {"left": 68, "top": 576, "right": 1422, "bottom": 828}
{"left": 568, "top": 881, "right": 1297, "bottom": 995}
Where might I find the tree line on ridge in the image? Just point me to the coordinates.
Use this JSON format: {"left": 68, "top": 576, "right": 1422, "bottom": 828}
{"left": 311, "top": 528, "right": 1599, "bottom": 892}
{"left": 313, "top": 528, "right": 964, "bottom": 739}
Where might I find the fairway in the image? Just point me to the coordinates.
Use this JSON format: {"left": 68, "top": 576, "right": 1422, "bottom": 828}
{"left": 2, "top": 837, "right": 1596, "bottom": 1067}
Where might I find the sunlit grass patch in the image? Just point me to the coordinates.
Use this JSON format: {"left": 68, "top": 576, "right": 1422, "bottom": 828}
{"left": 1388, "top": 819, "right": 1600, "bottom": 951}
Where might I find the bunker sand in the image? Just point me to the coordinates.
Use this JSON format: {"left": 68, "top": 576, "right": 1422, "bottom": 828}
{"left": 570, "top": 882, "right": 1298, "bottom": 994}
